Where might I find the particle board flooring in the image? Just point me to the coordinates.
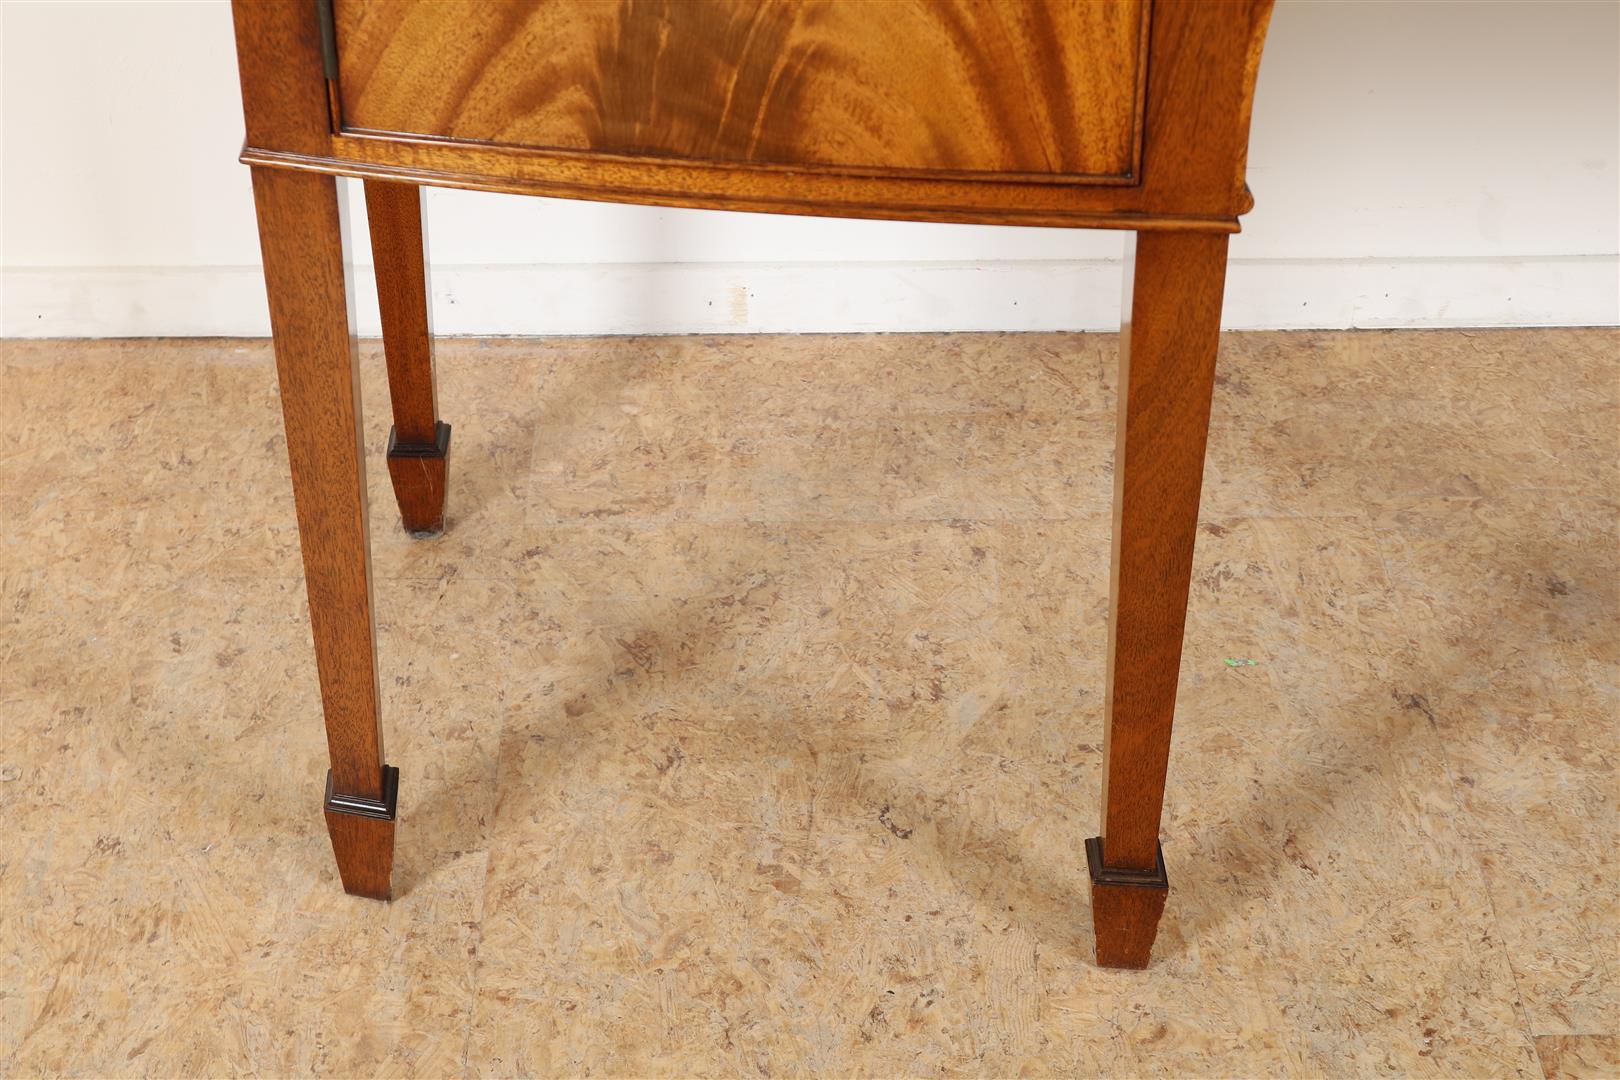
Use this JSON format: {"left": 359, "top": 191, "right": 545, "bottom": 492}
{"left": 1, "top": 328, "right": 1615, "bottom": 1077}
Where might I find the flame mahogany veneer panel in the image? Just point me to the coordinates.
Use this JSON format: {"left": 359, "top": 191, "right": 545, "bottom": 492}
{"left": 332, "top": 0, "right": 1148, "bottom": 181}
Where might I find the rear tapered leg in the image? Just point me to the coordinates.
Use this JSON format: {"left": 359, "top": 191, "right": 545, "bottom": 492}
{"left": 251, "top": 166, "right": 396, "bottom": 900}
{"left": 1091, "top": 231, "right": 1229, "bottom": 968}
{"left": 365, "top": 179, "right": 450, "bottom": 536}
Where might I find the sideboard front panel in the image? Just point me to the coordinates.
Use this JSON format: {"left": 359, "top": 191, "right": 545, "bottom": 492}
{"left": 332, "top": 0, "right": 1149, "bottom": 182}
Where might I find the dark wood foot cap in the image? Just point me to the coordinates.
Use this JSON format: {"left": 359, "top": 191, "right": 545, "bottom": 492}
{"left": 1086, "top": 835, "right": 1169, "bottom": 969}
{"left": 386, "top": 421, "right": 451, "bottom": 537}
{"left": 323, "top": 765, "right": 399, "bottom": 901}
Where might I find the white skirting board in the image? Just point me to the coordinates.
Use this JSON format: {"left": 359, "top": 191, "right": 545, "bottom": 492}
{"left": 3, "top": 256, "right": 1615, "bottom": 338}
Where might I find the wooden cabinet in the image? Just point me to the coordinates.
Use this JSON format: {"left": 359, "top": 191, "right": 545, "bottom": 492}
{"left": 332, "top": 0, "right": 1150, "bottom": 181}
{"left": 233, "top": 0, "right": 1274, "bottom": 970}
{"left": 239, "top": 0, "right": 1269, "bottom": 228}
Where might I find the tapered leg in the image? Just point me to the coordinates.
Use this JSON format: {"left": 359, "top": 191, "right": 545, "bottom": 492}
{"left": 365, "top": 179, "right": 450, "bottom": 537}
{"left": 1091, "top": 231, "right": 1229, "bottom": 968}
{"left": 251, "top": 166, "right": 396, "bottom": 901}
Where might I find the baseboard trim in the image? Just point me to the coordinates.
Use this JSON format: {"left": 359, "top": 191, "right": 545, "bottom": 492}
{"left": 4, "top": 256, "right": 1614, "bottom": 338}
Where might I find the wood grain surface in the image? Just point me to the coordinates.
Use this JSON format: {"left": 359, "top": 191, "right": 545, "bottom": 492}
{"left": 232, "top": 0, "right": 332, "bottom": 156}
{"left": 250, "top": 136, "right": 1243, "bottom": 230}
{"left": 333, "top": 0, "right": 1148, "bottom": 180}
{"left": 235, "top": 0, "right": 1274, "bottom": 230}
{"left": 1100, "top": 230, "right": 1230, "bottom": 870}
{"left": 364, "top": 179, "right": 438, "bottom": 447}
{"left": 323, "top": 803, "right": 396, "bottom": 900}
{"left": 365, "top": 179, "right": 451, "bottom": 534}
{"left": 1091, "top": 875, "right": 1169, "bottom": 969}
{"left": 250, "top": 165, "right": 388, "bottom": 802}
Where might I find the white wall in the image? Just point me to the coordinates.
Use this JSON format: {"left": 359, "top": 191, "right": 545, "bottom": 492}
{"left": 2, "top": 0, "right": 1616, "bottom": 337}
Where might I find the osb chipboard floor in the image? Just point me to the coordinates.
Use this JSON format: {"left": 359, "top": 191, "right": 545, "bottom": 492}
{"left": 1, "top": 328, "right": 1615, "bottom": 1078}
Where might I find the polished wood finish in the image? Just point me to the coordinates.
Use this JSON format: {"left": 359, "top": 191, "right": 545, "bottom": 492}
{"left": 233, "top": 0, "right": 1274, "bottom": 959}
{"left": 365, "top": 180, "right": 438, "bottom": 446}
{"left": 1101, "top": 230, "right": 1228, "bottom": 870}
{"left": 237, "top": 0, "right": 1273, "bottom": 231}
{"left": 249, "top": 136, "right": 1243, "bottom": 231}
{"left": 231, "top": 0, "right": 331, "bottom": 157}
{"left": 322, "top": 809, "right": 395, "bottom": 900}
{"left": 1086, "top": 835, "right": 1168, "bottom": 969}
{"left": 323, "top": 765, "right": 399, "bottom": 900}
{"left": 334, "top": 0, "right": 1148, "bottom": 181}
{"left": 1088, "top": 231, "right": 1228, "bottom": 964}
{"left": 386, "top": 422, "right": 451, "bottom": 537}
{"left": 1092, "top": 885, "right": 1170, "bottom": 969}
{"left": 364, "top": 178, "right": 450, "bottom": 535}
{"left": 249, "top": 164, "right": 395, "bottom": 895}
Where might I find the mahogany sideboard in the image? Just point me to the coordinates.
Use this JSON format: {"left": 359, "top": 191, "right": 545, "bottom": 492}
{"left": 232, "top": 0, "right": 1274, "bottom": 970}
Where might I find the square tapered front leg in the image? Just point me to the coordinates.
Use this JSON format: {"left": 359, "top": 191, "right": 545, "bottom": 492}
{"left": 250, "top": 166, "right": 396, "bottom": 902}
{"left": 1093, "top": 231, "right": 1229, "bottom": 968}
